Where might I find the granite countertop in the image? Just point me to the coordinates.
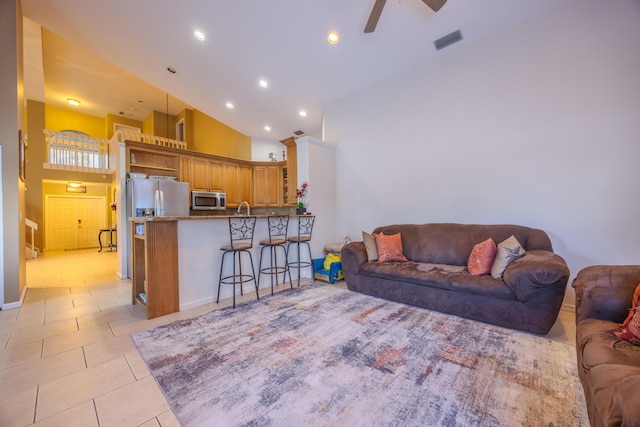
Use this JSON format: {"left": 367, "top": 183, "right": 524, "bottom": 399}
{"left": 129, "top": 214, "right": 309, "bottom": 222}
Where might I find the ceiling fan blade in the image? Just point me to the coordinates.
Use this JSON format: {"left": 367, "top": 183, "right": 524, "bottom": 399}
{"left": 422, "top": 0, "right": 447, "bottom": 12}
{"left": 364, "top": 0, "right": 387, "bottom": 33}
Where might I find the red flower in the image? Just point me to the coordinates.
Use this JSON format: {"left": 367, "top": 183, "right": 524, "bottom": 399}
{"left": 296, "top": 182, "right": 308, "bottom": 199}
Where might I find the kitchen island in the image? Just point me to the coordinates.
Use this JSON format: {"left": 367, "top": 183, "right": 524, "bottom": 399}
{"left": 129, "top": 214, "right": 312, "bottom": 318}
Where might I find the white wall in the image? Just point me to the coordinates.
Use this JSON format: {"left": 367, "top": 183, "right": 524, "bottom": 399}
{"left": 251, "top": 136, "right": 287, "bottom": 162}
{"left": 324, "top": 0, "right": 640, "bottom": 306}
{"left": 296, "top": 137, "right": 337, "bottom": 259}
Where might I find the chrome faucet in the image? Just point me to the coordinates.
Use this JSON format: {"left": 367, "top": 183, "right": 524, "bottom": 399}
{"left": 237, "top": 201, "right": 250, "bottom": 216}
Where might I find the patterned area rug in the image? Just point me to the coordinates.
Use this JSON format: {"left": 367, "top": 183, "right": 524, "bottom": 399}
{"left": 132, "top": 284, "right": 588, "bottom": 426}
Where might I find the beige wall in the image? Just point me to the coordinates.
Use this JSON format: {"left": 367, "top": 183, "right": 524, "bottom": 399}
{"left": 105, "top": 114, "right": 143, "bottom": 139}
{"left": 1, "top": 0, "right": 25, "bottom": 305}
{"left": 45, "top": 104, "right": 106, "bottom": 138}
{"left": 176, "top": 108, "right": 193, "bottom": 144}
{"left": 191, "top": 109, "right": 251, "bottom": 160}
{"left": 25, "top": 100, "right": 45, "bottom": 251}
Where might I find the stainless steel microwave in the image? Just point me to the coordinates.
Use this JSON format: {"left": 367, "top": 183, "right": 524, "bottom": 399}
{"left": 191, "top": 191, "right": 226, "bottom": 211}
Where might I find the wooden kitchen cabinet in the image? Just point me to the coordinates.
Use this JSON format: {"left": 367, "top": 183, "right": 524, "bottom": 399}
{"left": 253, "top": 163, "right": 283, "bottom": 207}
{"left": 127, "top": 144, "right": 180, "bottom": 179}
{"left": 224, "top": 163, "right": 252, "bottom": 206}
{"left": 281, "top": 137, "right": 298, "bottom": 204}
{"left": 190, "top": 157, "right": 223, "bottom": 192}
{"left": 131, "top": 220, "right": 179, "bottom": 319}
{"left": 180, "top": 156, "right": 191, "bottom": 183}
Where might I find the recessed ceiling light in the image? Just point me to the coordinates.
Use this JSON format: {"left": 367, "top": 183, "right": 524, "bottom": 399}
{"left": 327, "top": 32, "right": 339, "bottom": 44}
{"left": 225, "top": 102, "right": 234, "bottom": 109}
{"left": 193, "top": 30, "right": 205, "bottom": 41}
{"left": 66, "top": 98, "right": 81, "bottom": 107}
{"left": 299, "top": 110, "right": 307, "bottom": 117}
{"left": 258, "top": 79, "right": 268, "bottom": 88}
{"left": 264, "top": 125, "right": 271, "bottom": 131}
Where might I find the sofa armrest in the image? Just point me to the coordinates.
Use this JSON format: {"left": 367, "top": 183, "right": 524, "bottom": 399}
{"left": 341, "top": 242, "right": 369, "bottom": 291}
{"left": 572, "top": 265, "right": 640, "bottom": 324}
{"left": 502, "top": 250, "right": 570, "bottom": 302}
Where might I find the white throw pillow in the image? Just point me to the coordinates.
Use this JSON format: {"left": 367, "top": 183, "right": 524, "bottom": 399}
{"left": 362, "top": 231, "right": 378, "bottom": 262}
{"left": 491, "top": 235, "right": 526, "bottom": 278}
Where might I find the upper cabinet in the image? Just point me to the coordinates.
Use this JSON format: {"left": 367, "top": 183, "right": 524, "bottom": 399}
{"left": 224, "top": 163, "right": 252, "bottom": 207}
{"left": 188, "top": 156, "right": 223, "bottom": 193}
{"left": 124, "top": 140, "right": 294, "bottom": 209}
{"left": 281, "top": 137, "right": 297, "bottom": 205}
{"left": 253, "top": 163, "right": 283, "bottom": 207}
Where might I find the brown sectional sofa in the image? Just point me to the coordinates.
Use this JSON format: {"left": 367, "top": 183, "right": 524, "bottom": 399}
{"left": 341, "top": 223, "right": 570, "bottom": 335}
{"left": 573, "top": 265, "right": 640, "bottom": 427}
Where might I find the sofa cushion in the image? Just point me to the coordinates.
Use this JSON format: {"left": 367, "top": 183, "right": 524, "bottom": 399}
{"left": 613, "top": 291, "right": 640, "bottom": 345}
{"left": 468, "top": 238, "right": 496, "bottom": 276}
{"left": 491, "top": 235, "right": 526, "bottom": 278}
{"left": 362, "top": 231, "right": 378, "bottom": 261}
{"left": 587, "top": 364, "right": 640, "bottom": 427}
{"left": 577, "top": 318, "right": 640, "bottom": 371}
{"left": 371, "top": 223, "right": 553, "bottom": 266}
{"left": 359, "top": 261, "right": 515, "bottom": 300}
{"left": 374, "top": 233, "right": 407, "bottom": 262}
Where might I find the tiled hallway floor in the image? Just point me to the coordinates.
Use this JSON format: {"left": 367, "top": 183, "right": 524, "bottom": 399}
{"left": 0, "top": 249, "right": 300, "bottom": 427}
{"left": 1, "top": 249, "right": 576, "bottom": 427}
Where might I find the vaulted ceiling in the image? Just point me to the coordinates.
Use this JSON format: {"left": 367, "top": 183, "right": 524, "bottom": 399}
{"left": 21, "top": 0, "right": 577, "bottom": 141}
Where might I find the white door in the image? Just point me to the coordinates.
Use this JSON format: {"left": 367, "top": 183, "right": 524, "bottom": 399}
{"left": 45, "top": 196, "right": 106, "bottom": 251}
{"left": 77, "top": 198, "right": 105, "bottom": 248}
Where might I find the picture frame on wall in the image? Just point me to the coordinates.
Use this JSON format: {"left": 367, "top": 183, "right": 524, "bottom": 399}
{"left": 19, "top": 129, "right": 26, "bottom": 182}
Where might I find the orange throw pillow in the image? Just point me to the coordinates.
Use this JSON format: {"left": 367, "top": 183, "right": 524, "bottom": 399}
{"left": 374, "top": 233, "right": 408, "bottom": 262}
{"left": 619, "top": 283, "right": 640, "bottom": 329}
{"left": 468, "top": 238, "right": 497, "bottom": 276}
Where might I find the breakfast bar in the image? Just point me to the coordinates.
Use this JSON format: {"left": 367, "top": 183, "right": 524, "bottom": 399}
{"left": 130, "top": 214, "right": 311, "bottom": 318}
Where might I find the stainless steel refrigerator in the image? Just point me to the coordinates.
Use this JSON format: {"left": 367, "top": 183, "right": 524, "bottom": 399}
{"left": 127, "top": 178, "right": 190, "bottom": 218}
{"left": 125, "top": 178, "right": 189, "bottom": 278}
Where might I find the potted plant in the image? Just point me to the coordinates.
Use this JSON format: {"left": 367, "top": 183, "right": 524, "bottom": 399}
{"left": 295, "top": 182, "right": 308, "bottom": 215}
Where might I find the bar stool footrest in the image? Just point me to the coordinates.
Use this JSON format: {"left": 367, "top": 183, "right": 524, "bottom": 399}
{"left": 220, "top": 274, "right": 256, "bottom": 286}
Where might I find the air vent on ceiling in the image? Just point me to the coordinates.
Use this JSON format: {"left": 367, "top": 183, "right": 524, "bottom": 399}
{"left": 293, "top": 130, "right": 304, "bottom": 136}
{"left": 434, "top": 30, "right": 462, "bottom": 51}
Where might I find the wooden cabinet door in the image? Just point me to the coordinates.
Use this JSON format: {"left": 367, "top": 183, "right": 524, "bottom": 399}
{"left": 180, "top": 156, "right": 191, "bottom": 184}
{"left": 254, "top": 165, "right": 281, "bottom": 207}
{"left": 253, "top": 166, "right": 268, "bottom": 206}
{"left": 208, "top": 161, "right": 223, "bottom": 191}
{"left": 191, "top": 157, "right": 209, "bottom": 191}
{"left": 238, "top": 165, "right": 252, "bottom": 205}
{"left": 286, "top": 145, "right": 297, "bottom": 204}
{"left": 224, "top": 163, "right": 239, "bottom": 206}
{"left": 266, "top": 166, "right": 280, "bottom": 206}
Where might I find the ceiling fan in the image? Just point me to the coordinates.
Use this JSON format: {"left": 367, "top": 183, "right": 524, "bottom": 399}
{"left": 364, "top": 0, "right": 447, "bottom": 33}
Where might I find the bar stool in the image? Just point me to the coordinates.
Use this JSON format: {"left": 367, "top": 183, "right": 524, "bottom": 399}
{"left": 217, "top": 216, "right": 259, "bottom": 308}
{"left": 287, "top": 215, "right": 315, "bottom": 287}
{"left": 258, "top": 215, "right": 293, "bottom": 295}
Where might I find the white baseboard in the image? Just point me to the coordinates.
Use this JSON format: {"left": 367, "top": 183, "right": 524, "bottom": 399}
{"left": 2, "top": 286, "right": 27, "bottom": 310}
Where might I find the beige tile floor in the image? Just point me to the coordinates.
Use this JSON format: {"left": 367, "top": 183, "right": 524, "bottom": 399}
{"left": 0, "top": 249, "right": 576, "bottom": 427}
